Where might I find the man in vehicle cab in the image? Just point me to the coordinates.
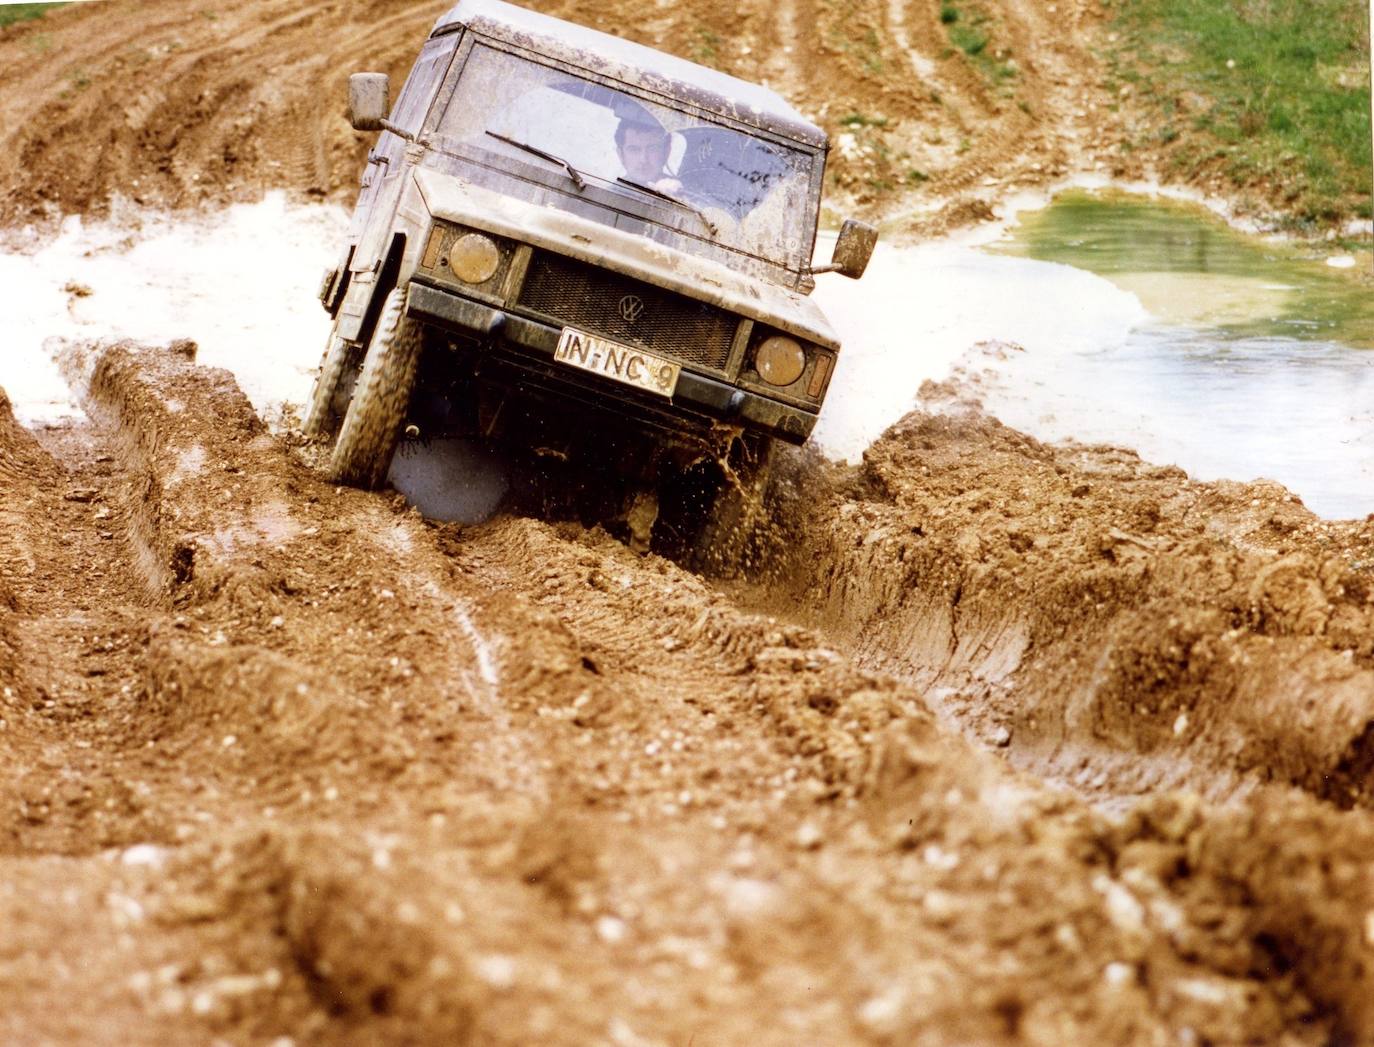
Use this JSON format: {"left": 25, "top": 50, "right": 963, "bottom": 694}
{"left": 614, "top": 118, "right": 682, "bottom": 193}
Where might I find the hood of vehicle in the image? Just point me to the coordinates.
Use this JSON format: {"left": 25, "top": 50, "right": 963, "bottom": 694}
{"left": 412, "top": 167, "right": 840, "bottom": 350}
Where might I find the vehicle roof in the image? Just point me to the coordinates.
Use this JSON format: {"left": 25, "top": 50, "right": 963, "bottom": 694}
{"left": 431, "top": 0, "right": 827, "bottom": 149}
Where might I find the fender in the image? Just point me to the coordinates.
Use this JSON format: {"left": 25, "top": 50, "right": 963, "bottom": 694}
{"left": 319, "top": 245, "right": 356, "bottom": 316}
{"left": 338, "top": 233, "right": 407, "bottom": 344}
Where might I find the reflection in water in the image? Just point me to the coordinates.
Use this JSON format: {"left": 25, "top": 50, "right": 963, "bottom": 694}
{"left": 1107, "top": 272, "right": 1294, "bottom": 329}
{"left": 387, "top": 438, "right": 509, "bottom": 524}
{"left": 995, "top": 190, "right": 1374, "bottom": 346}
{"left": 976, "top": 191, "right": 1374, "bottom": 519}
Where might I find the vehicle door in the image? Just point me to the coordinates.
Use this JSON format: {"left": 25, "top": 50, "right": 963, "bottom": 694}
{"left": 348, "top": 33, "right": 459, "bottom": 278}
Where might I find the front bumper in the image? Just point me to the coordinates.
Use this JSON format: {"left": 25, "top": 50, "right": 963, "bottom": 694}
{"left": 405, "top": 280, "right": 817, "bottom": 445}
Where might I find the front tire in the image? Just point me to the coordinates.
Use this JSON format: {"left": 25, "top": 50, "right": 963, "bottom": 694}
{"left": 329, "top": 286, "right": 422, "bottom": 489}
{"left": 303, "top": 325, "right": 355, "bottom": 439}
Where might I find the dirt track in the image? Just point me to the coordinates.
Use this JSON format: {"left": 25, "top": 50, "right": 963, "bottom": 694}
{"left": 5, "top": 339, "right": 1374, "bottom": 1045}
{"left": 3, "top": 1, "right": 1374, "bottom": 1045}
{"left": 0, "top": 0, "right": 1122, "bottom": 237}
{"left": 759, "top": 407, "right": 1374, "bottom": 807}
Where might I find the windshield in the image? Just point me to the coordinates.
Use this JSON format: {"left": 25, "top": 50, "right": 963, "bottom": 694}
{"left": 432, "top": 43, "right": 817, "bottom": 270}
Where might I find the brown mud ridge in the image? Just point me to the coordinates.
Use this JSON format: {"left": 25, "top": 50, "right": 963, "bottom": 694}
{"left": 0, "top": 0, "right": 1125, "bottom": 239}
{"left": 3, "top": 341, "right": 1374, "bottom": 1045}
{"left": 757, "top": 405, "right": 1374, "bottom": 809}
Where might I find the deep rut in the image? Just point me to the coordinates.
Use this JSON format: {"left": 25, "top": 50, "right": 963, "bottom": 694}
{"left": 742, "top": 414, "right": 1374, "bottom": 811}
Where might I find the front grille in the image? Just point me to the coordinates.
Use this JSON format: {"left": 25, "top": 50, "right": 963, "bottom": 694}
{"left": 516, "top": 252, "right": 736, "bottom": 372}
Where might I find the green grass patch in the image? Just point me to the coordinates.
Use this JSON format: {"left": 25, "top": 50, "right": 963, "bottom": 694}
{"left": 1109, "top": 0, "right": 1371, "bottom": 226}
{"left": 940, "top": 3, "right": 1018, "bottom": 91}
{"left": 688, "top": 26, "right": 721, "bottom": 67}
{"left": 839, "top": 112, "right": 890, "bottom": 129}
{"left": 950, "top": 22, "right": 988, "bottom": 57}
{"left": 0, "top": 3, "right": 65, "bottom": 28}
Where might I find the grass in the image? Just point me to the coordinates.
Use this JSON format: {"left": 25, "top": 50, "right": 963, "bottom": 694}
{"left": 1109, "top": 0, "right": 1371, "bottom": 227}
{"left": 839, "top": 112, "right": 890, "bottom": 129}
{"left": 688, "top": 26, "right": 721, "bottom": 68}
{"left": 0, "top": 3, "right": 65, "bottom": 28}
{"left": 940, "top": 3, "right": 1019, "bottom": 90}
{"left": 950, "top": 21, "right": 988, "bottom": 57}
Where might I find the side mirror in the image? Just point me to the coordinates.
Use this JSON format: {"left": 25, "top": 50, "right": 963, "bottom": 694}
{"left": 348, "top": 72, "right": 391, "bottom": 132}
{"left": 828, "top": 218, "right": 878, "bottom": 279}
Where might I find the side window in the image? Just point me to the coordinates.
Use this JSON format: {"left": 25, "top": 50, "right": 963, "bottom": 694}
{"left": 390, "top": 35, "right": 457, "bottom": 135}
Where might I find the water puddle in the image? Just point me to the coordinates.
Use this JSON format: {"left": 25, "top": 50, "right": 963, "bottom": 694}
{"left": 970, "top": 190, "right": 1374, "bottom": 519}
{"left": 996, "top": 190, "right": 1373, "bottom": 345}
{"left": 0, "top": 193, "right": 346, "bottom": 426}
{"left": 0, "top": 190, "right": 1368, "bottom": 519}
{"left": 809, "top": 236, "right": 1147, "bottom": 460}
{"left": 812, "top": 191, "right": 1372, "bottom": 519}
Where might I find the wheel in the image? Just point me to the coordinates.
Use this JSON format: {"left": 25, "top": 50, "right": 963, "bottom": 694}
{"left": 329, "top": 286, "right": 422, "bottom": 489}
{"left": 689, "top": 432, "right": 774, "bottom": 577}
{"left": 302, "top": 325, "right": 356, "bottom": 439}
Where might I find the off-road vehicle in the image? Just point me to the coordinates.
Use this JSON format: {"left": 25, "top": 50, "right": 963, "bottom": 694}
{"left": 309, "top": 0, "right": 875, "bottom": 566}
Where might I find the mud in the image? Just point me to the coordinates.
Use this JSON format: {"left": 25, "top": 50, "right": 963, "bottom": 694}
{"left": 4, "top": 1, "right": 1374, "bottom": 1043}
{"left": 1, "top": 341, "right": 1373, "bottom": 1044}
{"left": 756, "top": 406, "right": 1374, "bottom": 807}
{"left": 0, "top": 0, "right": 1127, "bottom": 239}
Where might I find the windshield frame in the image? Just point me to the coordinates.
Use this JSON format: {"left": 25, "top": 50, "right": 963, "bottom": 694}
{"left": 417, "top": 30, "right": 825, "bottom": 278}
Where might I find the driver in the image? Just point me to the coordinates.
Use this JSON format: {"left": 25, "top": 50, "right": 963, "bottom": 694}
{"left": 615, "top": 118, "right": 682, "bottom": 193}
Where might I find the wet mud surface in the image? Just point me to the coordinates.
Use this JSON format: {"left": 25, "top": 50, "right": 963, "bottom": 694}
{"left": 3, "top": 1, "right": 1374, "bottom": 1043}
{"left": 2, "top": 341, "right": 1374, "bottom": 1045}
{"left": 756, "top": 406, "right": 1374, "bottom": 808}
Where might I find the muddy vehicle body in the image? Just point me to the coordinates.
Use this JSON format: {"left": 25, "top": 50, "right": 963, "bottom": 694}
{"left": 309, "top": 0, "right": 874, "bottom": 561}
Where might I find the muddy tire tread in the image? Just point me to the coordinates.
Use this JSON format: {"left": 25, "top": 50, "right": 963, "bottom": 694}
{"left": 329, "top": 287, "right": 421, "bottom": 489}
{"left": 302, "top": 327, "right": 352, "bottom": 439}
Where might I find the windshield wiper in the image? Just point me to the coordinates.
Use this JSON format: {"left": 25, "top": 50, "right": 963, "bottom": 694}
{"left": 615, "top": 177, "right": 718, "bottom": 236}
{"left": 486, "top": 131, "right": 585, "bottom": 190}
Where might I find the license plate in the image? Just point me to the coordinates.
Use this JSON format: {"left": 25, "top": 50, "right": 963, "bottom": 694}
{"left": 554, "top": 328, "right": 680, "bottom": 399}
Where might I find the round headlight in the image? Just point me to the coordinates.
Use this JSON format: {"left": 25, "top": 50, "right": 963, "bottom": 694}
{"left": 447, "top": 233, "right": 500, "bottom": 284}
{"left": 755, "top": 335, "right": 806, "bottom": 387}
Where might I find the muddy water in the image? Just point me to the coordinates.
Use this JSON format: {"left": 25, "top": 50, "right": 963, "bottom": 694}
{"left": 978, "top": 190, "right": 1374, "bottom": 519}
{"left": 3, "top": 192, "right": 1369, "bottom": 518}
{"left": 0, "top": 195, "right": 347, "bottom": 427}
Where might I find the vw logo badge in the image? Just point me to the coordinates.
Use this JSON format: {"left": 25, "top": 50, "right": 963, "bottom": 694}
{"left": 618, "top": 294, "right": 645, "bottom": 323}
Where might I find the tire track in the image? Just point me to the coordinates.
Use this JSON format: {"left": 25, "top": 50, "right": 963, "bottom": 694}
{"left": 746, "top": 412, "right": 1374, "bottom": 811}
{"left": 3, "top": 347, "right": 1374, "bottom": 1041}
{"left": 0, "top": 0, "right": 1124, "bottom": 235}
